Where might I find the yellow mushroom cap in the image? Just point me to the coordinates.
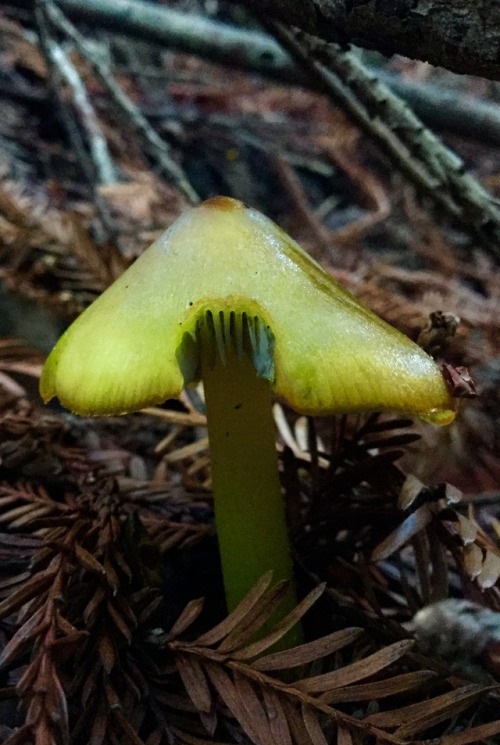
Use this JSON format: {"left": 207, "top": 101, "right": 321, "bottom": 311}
{"left": 40, "top": 197, "right": 455, "bottom": 424}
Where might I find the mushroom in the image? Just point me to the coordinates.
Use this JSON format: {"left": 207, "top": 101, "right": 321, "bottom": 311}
{"left": 40, "top": 196, "right": 454, "bottom": 626}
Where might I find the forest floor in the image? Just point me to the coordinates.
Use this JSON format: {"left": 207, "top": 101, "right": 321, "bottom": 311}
{"left": 0, "top": 2, "right": 499, "bottom": 743}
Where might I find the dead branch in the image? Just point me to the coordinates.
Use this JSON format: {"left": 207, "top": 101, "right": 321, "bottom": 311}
{"left": 34, "top": 0, "right": 122, "bottom": 246}
{"left": 42, "top": 41, "right": 118, "bottom": 186}
{"left": 55, "top": 0, "right": 500, "bottom": 143}
{"left": 268, "top": 22, "right": 500, "bottom": 256}
{"left": 39, "top": 0, "right": 199, "bottom": 205}
{"left": 235, "top": 0, "right": 500, "bottom": 80}
{"left": 44, "top": 1, "right": 500, "bottom": 253}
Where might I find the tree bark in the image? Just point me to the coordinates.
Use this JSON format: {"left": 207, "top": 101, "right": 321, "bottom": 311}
{"left": 237, "top": 0, "right": 500, "bottom": 80}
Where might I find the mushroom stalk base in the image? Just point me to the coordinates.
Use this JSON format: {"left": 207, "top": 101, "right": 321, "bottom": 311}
{"left": 201, "top": 336, "right": 298, "bottom": 635}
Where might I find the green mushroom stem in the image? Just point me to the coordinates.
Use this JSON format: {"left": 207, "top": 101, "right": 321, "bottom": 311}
{"left": 198, "top": 311, "right": 297, "bottom": 617}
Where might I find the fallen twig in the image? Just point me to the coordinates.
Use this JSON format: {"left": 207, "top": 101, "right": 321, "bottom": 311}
{"left": 35, "top": 0, "right": 121, "bottom": 244}
{"left": 267, "top": 21, "right": 500, "bottom": 257}
{"left": 42, "top": 41, "right": 118, "bottom": 186}
{"left": 40, "top": 0, "right": 199, "bottom": 205}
